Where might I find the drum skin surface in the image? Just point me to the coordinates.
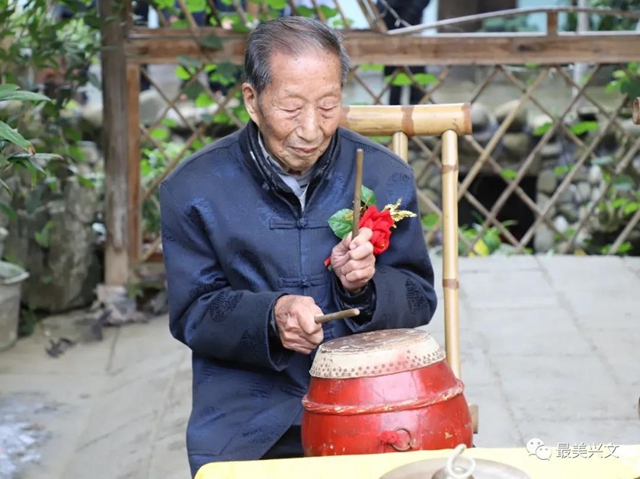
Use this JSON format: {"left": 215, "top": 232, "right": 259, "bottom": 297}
{"left": 301, "top": 329, "right": 473, "bottom": 456}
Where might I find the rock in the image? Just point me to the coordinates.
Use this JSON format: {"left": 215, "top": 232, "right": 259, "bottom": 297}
{"left": 579, "top": 205, "right": 590, "bottom": 221}
{"left": 418, "top": 188, "right": 439, "bottom": 213}
{"left": 140, "top": 89, "right": 169, "bottom": 126}
{"left": 502, "top": 133, "right": 531, "bottom": 161}
{"left": 590, "top": 186, "right": 601, "bottom": 203}
{"left": 3, "top": 172, "right": 102, "bottom": 313}
{"left": 534, "top": 223, "right": 554, "bottom": 252}
{"left": 557, "top": 184, "right": 579, "bottom": 205}
{"left": 411, "top": 160, "right": 430, "bottom": 189}
{"left": 164, "top": 101, "right": 221, "bottom": 131}
{"left": 80, "top": 102, "right": 103, "bottom": 129}
{"left": 588, "top": 165, "right": 602, "bottom": 185}
{"left": 572, "top": 167, "right": 589, "bottom": 183}
{"left": 558, "top": 203, "right": 579, "bottom": 223}
{"left": 88, "top": 284, "right": 147, "bottom": 326}
{"left": 574, "top": 227, "right": 591, "bottom": 248}
{"left": 423, "top": 188, "right": 440, "bottom": 204}
{"left": 576, "top": 181, "right": 591, "bottom": 204}
{"left": 554, "top": 215, "right": 569, "bottom": 234}
{"left": 619, "top": 118, "right": 640, "bottom": 139}
{"left": 494, "top": 99, "right": 527, "bottom": 132}
{"left": 0, "top": 99, "right": 25, "bottom": 117}
{"left": 537, "top": 193, "right": 557, "bottom": 218}
{"left": 470, "top": 102, "right": 494, "bottom": 132}
{"left": 540, "top": 142, "right": 561, "bottom": 160}
{"left": 558, "top": 187, "right": 574, "bottom": 204}
{"left": 427, "top": 169, "right": 442, "bottom": 194}
{"left": 471, "top": 127, "right": 496, "bottom": 147}
{"left": 537, "top": 169, "right": 557, "bottom": 195}
{"left": 586, "top": 123, "right": 617, "bottom": 151}
{"left": 77, "top": 141, "right": 103, "bottom": 166}
{"left": 577, "top": 105, "right": 598, "bottom": 122}
{"left": 529, "top": 114, "right": 554, "bottom": 134}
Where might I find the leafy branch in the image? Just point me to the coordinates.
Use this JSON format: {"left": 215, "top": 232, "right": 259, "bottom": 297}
{"left": 0, "top": 84, "right": 63, "bottom": 201}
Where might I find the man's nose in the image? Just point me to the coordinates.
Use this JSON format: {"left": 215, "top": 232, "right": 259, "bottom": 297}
{"left": 296, "top": 107, "right": 320, "bottom": 142}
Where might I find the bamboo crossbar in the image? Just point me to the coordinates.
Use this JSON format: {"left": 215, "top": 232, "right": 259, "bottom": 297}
{"left": 340, "top": 104, "right": 472, "bottom": 138}
{"left": 340, "top": 103, "right": 469, "bottom": 380}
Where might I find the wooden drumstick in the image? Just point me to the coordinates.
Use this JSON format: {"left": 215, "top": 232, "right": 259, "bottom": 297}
{"left": 315, "top": 308, "right": 360, "bottom": 324}
{"left": 352, "top": 148, "right": 364, "bottom": 238}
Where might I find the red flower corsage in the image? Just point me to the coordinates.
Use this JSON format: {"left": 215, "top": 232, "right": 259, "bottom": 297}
{"left": 324, "top": 186, "right": 416, "bottom": 267}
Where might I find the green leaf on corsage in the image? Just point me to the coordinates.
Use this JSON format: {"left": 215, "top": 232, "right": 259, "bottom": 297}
{"left": 361, "top": 185, "right": 376, "bottom": 207}
{"left": 327, "top": 208, "right": 354, "bottom": 239}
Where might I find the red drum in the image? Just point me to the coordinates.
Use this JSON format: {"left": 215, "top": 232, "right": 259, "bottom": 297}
{"left": 301, "top": 328, "right": 473, "bottom": 456}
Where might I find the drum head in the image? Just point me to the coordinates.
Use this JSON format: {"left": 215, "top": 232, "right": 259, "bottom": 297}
{"left": 310, "top": 328, "right": 446, "bottom": 379}
{"left": 379, "top": 458, "right": 532, "bottom": 479}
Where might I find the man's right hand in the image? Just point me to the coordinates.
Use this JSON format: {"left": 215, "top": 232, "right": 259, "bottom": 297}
{"left": 274, "top": 296, "right": 324, "bottom": 354}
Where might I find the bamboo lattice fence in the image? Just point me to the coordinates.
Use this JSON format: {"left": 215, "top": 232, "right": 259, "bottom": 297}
{"left": 114, "top": 3, "right": 640, "bottom": 277}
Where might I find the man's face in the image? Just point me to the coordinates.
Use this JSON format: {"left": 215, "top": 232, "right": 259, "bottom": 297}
{"left": 243, "top": 49, "right": 343, "bottom": 175}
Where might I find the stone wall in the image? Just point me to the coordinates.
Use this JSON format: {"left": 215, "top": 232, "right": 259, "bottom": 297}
{"left": 406, "top": 99, "right": 640, "bottom": 255}
{"left": 0, "top": 142, "right": 104, "bottom": 314}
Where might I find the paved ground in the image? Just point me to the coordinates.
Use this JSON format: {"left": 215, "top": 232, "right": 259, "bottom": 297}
{"left": 0, "top": 255, "right": 639, "bottom": 479}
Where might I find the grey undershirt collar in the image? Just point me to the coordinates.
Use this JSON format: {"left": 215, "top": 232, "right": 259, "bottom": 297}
{"left": 258, "top": 133, "right": 313, "bottom": 211}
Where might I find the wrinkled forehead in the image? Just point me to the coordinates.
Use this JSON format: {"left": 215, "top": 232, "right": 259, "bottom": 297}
{"left": 262, "top": 48, "right": 343, "bottom": 94}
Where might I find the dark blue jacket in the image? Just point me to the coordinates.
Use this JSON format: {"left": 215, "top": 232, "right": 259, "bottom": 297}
{"left": 159, "top": 121, "right": 437, "bottom": 476}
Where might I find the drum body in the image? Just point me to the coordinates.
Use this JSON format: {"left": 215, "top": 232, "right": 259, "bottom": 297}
{"left": 301, "top": 329, "right": 473, "bottom": 456}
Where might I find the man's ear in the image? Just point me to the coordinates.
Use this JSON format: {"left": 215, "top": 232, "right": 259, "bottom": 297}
{"left": 242, "top": 82, "right": 261, "bottom": 126}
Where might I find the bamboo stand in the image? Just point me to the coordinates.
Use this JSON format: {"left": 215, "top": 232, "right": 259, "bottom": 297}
{"left": 340, "top": 103, "right": 477, "bottom": 433}
{"left": 634, "top": 98, "right": 640, "bottom": 421}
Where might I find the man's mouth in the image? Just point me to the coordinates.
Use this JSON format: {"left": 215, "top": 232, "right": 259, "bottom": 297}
{"left": 292, "top": 146, "right": 318, "bottom": 155}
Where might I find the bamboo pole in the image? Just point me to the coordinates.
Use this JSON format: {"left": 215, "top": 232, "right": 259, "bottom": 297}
{"left": 392, "top": 131, "right": 409, "bottom": 161}
{"left": 340, "top": 104, "right": 472, "bottom": 137}
{"left": 441, "top": 129, "right": 461, "bottom": 381}
{"left": 352, "top": 149, "right": 364, "bottom": 238}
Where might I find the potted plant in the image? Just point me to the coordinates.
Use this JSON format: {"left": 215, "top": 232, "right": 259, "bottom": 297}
{"left": 0, "top": 259, "right": 29, "bottom": 350}
{"left": 0, "top": 83, "right": 56, "bottom": 350}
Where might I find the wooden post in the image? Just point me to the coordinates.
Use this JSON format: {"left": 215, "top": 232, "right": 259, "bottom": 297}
{"left": 100, "top": 0, "right": 130, "bottom": 286}
{"left": 633, "top": 97, "right": 640, "bottom": 125}
{"left": 127, "top": 64, "right": 141, "bottom": 268}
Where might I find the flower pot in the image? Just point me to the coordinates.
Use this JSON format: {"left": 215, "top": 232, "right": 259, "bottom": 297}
{"left": 0, "top": 261, "right": 29, "bottom": 352}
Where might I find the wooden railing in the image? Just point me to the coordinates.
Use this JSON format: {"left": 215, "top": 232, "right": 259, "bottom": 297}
{"left": 107, "top": 3, "right": 640, "bottom": 282}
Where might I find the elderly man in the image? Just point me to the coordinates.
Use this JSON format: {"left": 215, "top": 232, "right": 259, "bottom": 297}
{"left": 160, "top": 16, "right": 437, "bottom": 477}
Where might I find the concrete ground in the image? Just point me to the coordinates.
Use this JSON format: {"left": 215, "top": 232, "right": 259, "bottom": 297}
{"left": 0, "top": 255, "right": 639, "bottom": 479}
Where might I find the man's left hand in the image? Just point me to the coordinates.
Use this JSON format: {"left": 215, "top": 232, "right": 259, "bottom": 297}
{"left": 330, "top": 227, "right": 375, "bottom": 293}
